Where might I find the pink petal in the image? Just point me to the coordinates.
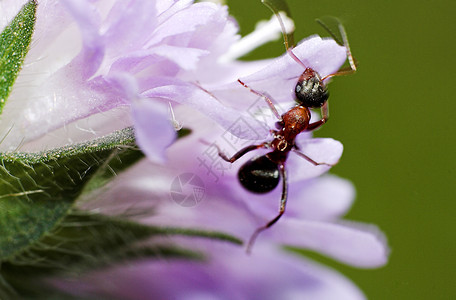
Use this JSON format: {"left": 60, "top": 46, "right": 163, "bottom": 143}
{"left": 145, "top": 2, "right": 222, "bottom": 48}
{"left": 287, "top": 175, "right": 356, "bottom": 220}
{"left": 61, "top": 0, "right": 104, "bottom": 79}
{"left": 112, "top": 45, "right": 209, "bottom": 73}
{"left": 152, "top": 45, "right": 208, "bottom": 70}
{"left": 219, "top": 174, "right": 353, "bottom": 232}
{"left": 237, "top": 35, "right": 347, "bottom": 103}
{"left": 51, "top": 244, "right": 366, "bottom": 300}
{"left": 287, "top": 137, "right": 344, "bottom": 181}
{"left": 271, "top": 219, "right": 389, "bottom": 268}
{"left": 103, "top": 0, "right": 157, "bottom": 56}
{"left": 141, "top": 77, "right": 270, "bottom": 140}
{"left": 244, "top": 35, "right": 346, "bottom": 82}
{"left": 156, "top": 0, "right": 193, "bottom": 22}
{"left": 131, "top": 100, "right": 176, "bottom": 164}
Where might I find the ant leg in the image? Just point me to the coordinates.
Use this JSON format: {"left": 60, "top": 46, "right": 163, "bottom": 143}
{"left": 306, "top": 101, "right": 329, "bottom": 131}
{"left": 291, "top": 148, "right": 336, "bottom": 167}
{"left": 237, "top": 79, "right": 282, "bottom": 121}
{"left": 246, "top": 163, "right": 288, "bottom": 254}
{"left": 213, "top": 142, "right": 268, "bottom": 163}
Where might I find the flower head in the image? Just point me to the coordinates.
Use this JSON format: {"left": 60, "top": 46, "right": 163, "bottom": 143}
{"left": 0, "top": 0, "right": 389, "bottom": 299}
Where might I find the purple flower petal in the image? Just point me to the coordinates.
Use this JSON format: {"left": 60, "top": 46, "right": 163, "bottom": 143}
{"left": 287, "top": 175, "right": 356, "bottom": 220}
{"left": 131, "top": 99, "right": 176, "bottom": 163}
{"left": 243, "top": 35, "right": 346, "bottom": 82}
{"left": 271, "top": 219, "right": 389, "bottom": 268}
{"left": 232, "top": 35, "right": 347, "bottom": 104}
{"left": 215, "top": 175, "right": 354, "bottom": 236}
{"left": 102, "top": 0, "right": 157, "bottom": 57}
{"left": 145, "top": 2, "right": 223, "bottom": 48}
{"left": 288, "top": 137, "right": 343, "bottom": 181}
{"left": 156, "top": 0, "right": 193, "bottom": 18}
{"left": 141, "top": 77, "right": 270, "bottom": 140}
{"left": 52, "top": 244, "right": 366, "bottom": 300}
{"left": 112, "top": 45, "right": 209, "bottom": 73}
{"left": 152, "top": 45, "right": 209, "bottom": 70}
{"left": 105, "top": 72, "right": 176, "bottom": 163}
{"left": 61, "top": 0, "right": 104, "bottom": 79}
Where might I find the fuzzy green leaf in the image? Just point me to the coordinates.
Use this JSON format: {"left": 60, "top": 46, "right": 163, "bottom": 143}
{"left": 0, "top": 127, "right": 136, "bottom": 260}
{"left": 0, "top": 0, "right": 37, "bottom": 113}
{"left": 5, "top": 211, "right": 242, "bottom": 273}
{"left": 1, "top": 211, "right": 242, "bottom": 298}
{"left": 80, "top": 143, "right": 144, "bottom": 195}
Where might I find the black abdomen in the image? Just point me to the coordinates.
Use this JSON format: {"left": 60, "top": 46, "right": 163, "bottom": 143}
{"left": 238, "top": 155, "right": 280, "bottom": 194}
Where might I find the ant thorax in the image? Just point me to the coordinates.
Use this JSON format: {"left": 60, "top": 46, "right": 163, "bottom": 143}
{"left": 274, "top": 106, "right": 311, "bottom": 145}
{"left": 295, "top": 68, "right": 329, "bottom": 108}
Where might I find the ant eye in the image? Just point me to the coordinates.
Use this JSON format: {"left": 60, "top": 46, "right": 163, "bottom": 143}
{"left": 238, "top": 156, "right": 280, "bottom": 194}
{"left": 295, "top": 77, "right": 329, "bottom": 108}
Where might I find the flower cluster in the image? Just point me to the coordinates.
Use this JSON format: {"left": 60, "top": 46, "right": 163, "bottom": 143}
{"left": 0, "top": 0, "right": 388, "bottom": 299}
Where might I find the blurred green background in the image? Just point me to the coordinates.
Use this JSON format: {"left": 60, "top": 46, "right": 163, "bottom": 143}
{"left": 227, "top": 0, "right": 455, "bottom": 299}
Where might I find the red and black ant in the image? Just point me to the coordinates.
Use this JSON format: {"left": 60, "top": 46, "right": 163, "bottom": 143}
{"left": 216, "top": 1, "right": 358, "bottom": 253}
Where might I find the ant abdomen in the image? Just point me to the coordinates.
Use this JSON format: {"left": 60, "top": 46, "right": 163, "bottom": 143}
{"left": 295, "top": 68, "right": 329, "bottom": 108}
{"left": 238, "top": 155, "right": 280, "bottom": 194}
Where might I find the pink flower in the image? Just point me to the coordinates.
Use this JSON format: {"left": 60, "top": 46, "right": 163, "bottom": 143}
{"left": 1, "top": 0, "right": 389, "bottom": 298}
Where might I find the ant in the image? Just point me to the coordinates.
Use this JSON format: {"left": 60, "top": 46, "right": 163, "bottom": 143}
{"left": 216, "top": 1, "right": 358, "bottom": 253}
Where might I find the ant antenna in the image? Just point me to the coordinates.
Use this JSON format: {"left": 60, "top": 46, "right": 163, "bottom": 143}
{"left": 316, "top": 17, "right": 358, "bottom": 81}
{"left": 261, "top": 0, "right": 307, "bottom": 69}
{"left": 339, "top": 23, "right": 357, "bottom": 71}
{"left": 262, "top": 1, "right": 357, "bottom": 79}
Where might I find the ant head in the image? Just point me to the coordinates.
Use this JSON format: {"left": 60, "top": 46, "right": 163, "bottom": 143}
{"left": 295, "top": 68, "right": 329, "bottom": 108}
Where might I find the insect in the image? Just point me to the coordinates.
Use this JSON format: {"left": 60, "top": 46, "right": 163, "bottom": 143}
{"left": 217, "top": 0, "right": 358, "bottom": 253}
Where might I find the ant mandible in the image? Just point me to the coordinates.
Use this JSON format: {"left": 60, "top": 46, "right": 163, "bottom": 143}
{"left": 217, "top": 1, "right": 357, "bottom": 253}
